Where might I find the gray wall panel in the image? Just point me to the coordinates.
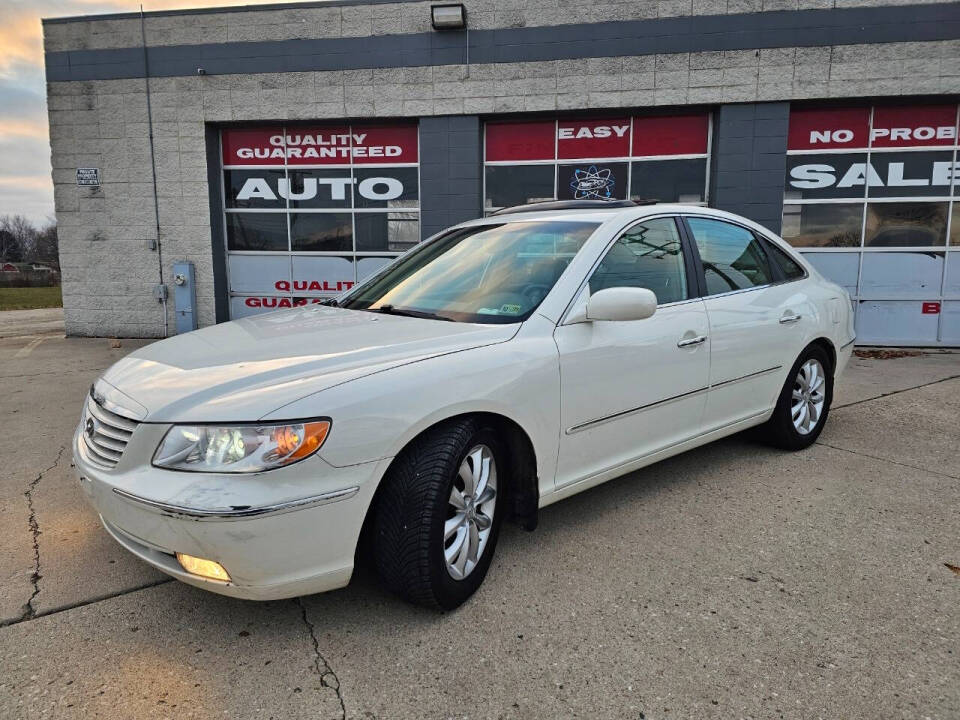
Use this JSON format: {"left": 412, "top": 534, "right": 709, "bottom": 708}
{"left": 419, "top": 116, "right": 482, "bottom": 240}
{"left": 710, "top": 102, "right": 790, "bottom": 235}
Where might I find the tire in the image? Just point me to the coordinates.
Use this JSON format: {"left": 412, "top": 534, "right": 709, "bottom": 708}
{"left": 760, "top": 344, "right": 833, "bottom": 451}
{"left": 371, "top": 418, "right": 505, "bottom": 610}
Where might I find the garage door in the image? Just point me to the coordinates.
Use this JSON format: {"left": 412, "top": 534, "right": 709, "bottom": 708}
{"left": 219, "top": 123, "right": 419, "bottom": 318}
{"left": 781, "top": 103, "right": 960, "bottom": 346}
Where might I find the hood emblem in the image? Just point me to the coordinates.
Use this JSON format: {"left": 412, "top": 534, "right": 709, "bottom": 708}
{"left": 85, "top": 417, "right": 96, "bottom": 438}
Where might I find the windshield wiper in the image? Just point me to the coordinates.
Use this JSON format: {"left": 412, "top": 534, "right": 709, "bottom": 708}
{"left": 371, "top": 304, "right": 455, "bottom": 322}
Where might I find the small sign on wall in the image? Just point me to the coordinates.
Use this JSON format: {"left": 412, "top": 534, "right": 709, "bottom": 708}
{"left": 76, "top": 168, "right": 101, "bottom": 186}
{"left": 921, "top": 301, "right": 941, "bottom": 315}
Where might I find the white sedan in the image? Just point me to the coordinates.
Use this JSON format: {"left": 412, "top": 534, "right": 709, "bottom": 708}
{"left": 75, "top": 202, "right": 855, "bottom": 609}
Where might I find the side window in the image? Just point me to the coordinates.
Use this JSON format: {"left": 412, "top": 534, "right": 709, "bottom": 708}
{"left": 589, "top": 217, "right": 688, "bottom": 305}
{"left": 765, "top": 241, "right": 806, "bottom": 280}
{"left": 686, "top": 218, "right": 773, "bottom": 295}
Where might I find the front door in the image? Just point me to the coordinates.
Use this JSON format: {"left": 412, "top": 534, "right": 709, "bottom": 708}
{"left": 554, "top": 216, "right": 710, "bottom": 488}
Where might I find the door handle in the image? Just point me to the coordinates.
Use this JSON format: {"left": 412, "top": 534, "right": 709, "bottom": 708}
{"left": 779, "top": 313, "right": 802, "bottom": 324}
{"left": 677, "top": 335, "right": 707, "bottom": 348}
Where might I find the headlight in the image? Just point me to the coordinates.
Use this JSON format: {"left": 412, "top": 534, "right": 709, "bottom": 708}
{"left": 152, "top": 420, "right": 330, "bottom": 473}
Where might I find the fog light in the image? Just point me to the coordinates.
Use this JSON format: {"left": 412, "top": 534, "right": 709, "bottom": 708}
{"left": 176, "top": 552, "right": 231, "bottom": 582}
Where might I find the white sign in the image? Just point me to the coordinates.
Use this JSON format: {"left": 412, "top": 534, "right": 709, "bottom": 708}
{"left": 76, "top": 168, "right": 101, "bottom": 186}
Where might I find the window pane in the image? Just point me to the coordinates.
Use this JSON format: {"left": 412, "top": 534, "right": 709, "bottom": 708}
{"left": 558, "top": 162, "right": 628, "bottom": 201}
{"left": 866, "top": 151, "right": 955, "bottom": 198}
{"left": 353, "top": 167, "right": 419, "bottom": 209}
{"left": 355, "top": 212, "right": 420, "bottom": 252}
{"left": 766, "top": 242, "right": 806, "bottom": 280}
{"left": 784, "top": 153, "right": 868, "bottom": 201}
{"left": 289, "top": 213, "right": 353, "bottom": 252}
{"left": 781, "top": 203, "right": 863, "bottom": 248}
{"left": 950, "top": 202, "right": 960, "bottom": 246}
{"left": 864, "top": 202, "right": 947, "bottom": 247}
{"left": 226, "top": 213, "right": 288, "bottom": 251}
{"left": 286, "top": 169, "right": 352, "bottom": 209}
{"left": 687, "top": 217, "right": 773, "bottom": 294}
{"left": 484, "top": 165, "right": 554, "bottom": 209}
{"left": 589, "top": 218, "right": 687, "bottom": 304}
{"left": 224, "top": 169, "right": 286, "bottom": 209}
{"left": 630, "top": 158, "right": 707, "bottom": 203}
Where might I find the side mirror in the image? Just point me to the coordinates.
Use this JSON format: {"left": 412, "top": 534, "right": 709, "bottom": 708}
{"left": 584, "top": 286, "right": 658, "bottom": 322}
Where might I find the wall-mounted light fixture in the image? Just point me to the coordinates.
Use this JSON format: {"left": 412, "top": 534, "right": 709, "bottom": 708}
{"left": 431, "top": 3, "right": 467, "bottom": 30}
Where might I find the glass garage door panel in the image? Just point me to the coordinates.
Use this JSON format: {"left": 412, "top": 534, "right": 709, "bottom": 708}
{"left": 228, "top": 255, "right": 290, "bottom": 294}
{"left": 859, "top": 252, "right": 945, "bottom": 299}
{"left": 802, "top": 252, "right": 860, "bottom": 297}
{"left": 857, "top": 301, "right": 940, "bottom": 345}
{"left": 940, "top": 302, "right": 960, "bottom": 343}
{"left": 944, "top": 253, "right": 960, "bottom": 297}
{"left": 291, "top": 256, "right": 355, "bottom": 295}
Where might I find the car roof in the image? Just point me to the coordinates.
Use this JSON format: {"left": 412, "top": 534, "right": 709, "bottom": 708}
{"left": 457, "top": 204, "right": 763, "bottom": 231}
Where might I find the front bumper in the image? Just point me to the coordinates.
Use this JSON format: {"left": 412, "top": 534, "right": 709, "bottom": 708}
{"left": 74, "top": 423, "right": 389, "bottom": 600}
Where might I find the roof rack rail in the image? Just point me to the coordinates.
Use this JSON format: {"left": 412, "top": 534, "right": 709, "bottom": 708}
{"left": 489, "top": 199, "right": 658, "bottom": 216}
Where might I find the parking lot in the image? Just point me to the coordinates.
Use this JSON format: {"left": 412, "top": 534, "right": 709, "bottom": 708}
{"left": 0, "top": 329, "right": 957, "bottom": 720}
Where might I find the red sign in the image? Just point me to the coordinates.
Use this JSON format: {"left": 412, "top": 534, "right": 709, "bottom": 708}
{"left": 352, "top": 124, "right": 419, "bottom": 164}
{"left": 222, "top": 124, "right": 418, "bottom": 165}
{"left": 485, "top": 121, "right": 554, "bottom": 161}
{"left": 870, "top": 105, "right": 958, "bottom": 148}
{"left": 485, "top": 113, "right": 711, "bottom": 161}
{"left": 557, "top": 118, "right": 630, "bottom": 159}
{"left": 632, "top": 114, "right": 709, "bottom": 156}
{"left": 789, "top": 105, "right": 960, "bottom": 151}
{"left": 921, "top": 301, "right": 941, "bottom": 315}
{"left": 788, "top": 107, "right": 871, "bottom": 151}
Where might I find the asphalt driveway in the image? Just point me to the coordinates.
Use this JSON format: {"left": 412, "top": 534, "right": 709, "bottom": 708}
{"left": 0, "top": 333, "right": 957, "bottom": 719}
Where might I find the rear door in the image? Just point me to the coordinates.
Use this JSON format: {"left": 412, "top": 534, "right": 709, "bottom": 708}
{"left": 682, "top": 216, "right": 814, "bottom": 432}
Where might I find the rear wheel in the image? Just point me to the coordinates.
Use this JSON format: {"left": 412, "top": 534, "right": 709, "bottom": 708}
{"left": 760, "top": 345, "right": 833, "bottom": 450}
{"left": 372, "top": 418, "right": 505, "bottom": 610}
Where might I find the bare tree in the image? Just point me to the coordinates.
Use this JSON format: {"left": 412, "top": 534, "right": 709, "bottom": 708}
{"left": 0, "top": 214, "right": 37, "bottom": 262}
{"left": 32, "top": 221, "right": 59, "bottom": 268}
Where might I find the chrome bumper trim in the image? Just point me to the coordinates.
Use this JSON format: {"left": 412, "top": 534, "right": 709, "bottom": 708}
{"left": 111, "top": 486, "right": 359, "bottom": 521}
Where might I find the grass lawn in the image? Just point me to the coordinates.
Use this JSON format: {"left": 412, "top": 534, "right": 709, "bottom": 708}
{"left": 0, "top": 286, "right": 63, "bottom": 311}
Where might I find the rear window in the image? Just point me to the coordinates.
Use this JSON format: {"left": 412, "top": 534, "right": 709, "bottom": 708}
{"left": 767, "top": 242, "right": 806, "bottom": 280}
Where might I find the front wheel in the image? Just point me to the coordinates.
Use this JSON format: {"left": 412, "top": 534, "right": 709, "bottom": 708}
{"left": 760, "top": 345, "right": 833, "bottom": 450}
{"left": 371, "top": 418, "right": 505, "bottom": 610}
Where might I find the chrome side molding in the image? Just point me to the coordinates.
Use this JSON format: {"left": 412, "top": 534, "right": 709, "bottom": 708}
{"left": 112, "top": 486, "right": 359, "bottom": 521}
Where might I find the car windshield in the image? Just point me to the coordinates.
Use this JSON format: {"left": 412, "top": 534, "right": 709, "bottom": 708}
{"left": 340, "top": 220, "right": 601, "bottom": 323}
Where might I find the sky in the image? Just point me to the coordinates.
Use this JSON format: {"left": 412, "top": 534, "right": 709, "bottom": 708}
{"left": 0, "top": 0, "right": 297, "bottom": 226}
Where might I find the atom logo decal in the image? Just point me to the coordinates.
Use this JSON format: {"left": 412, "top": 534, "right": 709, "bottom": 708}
{"left": 569, "top": 165, "right": 615, "bottom": 200}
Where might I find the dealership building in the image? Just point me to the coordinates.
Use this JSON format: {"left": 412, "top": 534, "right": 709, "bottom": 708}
{"left": 43, "top": 0, "right": 960, "bottom": 345}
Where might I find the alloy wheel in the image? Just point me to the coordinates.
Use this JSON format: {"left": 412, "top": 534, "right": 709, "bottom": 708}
{"left": 444, "top": 444, "right": 497, "bottom": 580}
{"left": 791, "top": 358, "right": 826, "bottom": 435}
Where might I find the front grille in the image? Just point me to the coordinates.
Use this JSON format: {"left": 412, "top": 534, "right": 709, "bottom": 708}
{"left": 80, "top": 394, "right": 139, "bottom": 469}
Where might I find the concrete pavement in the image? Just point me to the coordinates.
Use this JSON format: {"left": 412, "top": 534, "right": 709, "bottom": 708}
{"left": 0, "top": 308, "right": 65, "bottom": 339}
{"left": 0, "top": 333, "right": 957, "bottom": 719}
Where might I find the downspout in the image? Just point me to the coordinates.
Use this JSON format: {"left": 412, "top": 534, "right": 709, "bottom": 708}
{"left": 140, "top": 5, "right": 168, "bottom": 337}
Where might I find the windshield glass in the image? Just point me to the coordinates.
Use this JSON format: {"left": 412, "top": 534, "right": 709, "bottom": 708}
{"left": 340, "top": 220, "right": 601, "bottom": 323}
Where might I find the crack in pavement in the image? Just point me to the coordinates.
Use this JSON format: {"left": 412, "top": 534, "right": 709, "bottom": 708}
{"left": 0, "top": 578, "right": 175, "bottom": 629}
{"left": 21, "top": 445, "right": 65, "bottom": 623}
{"left": 815, "top": 440, "right": 959, "bottom": 481}
{"left": 834, "top": 373, "right": 960, "bottom": 410}
{"left": 295, "top": 597, "right": 346, "bottom": 719}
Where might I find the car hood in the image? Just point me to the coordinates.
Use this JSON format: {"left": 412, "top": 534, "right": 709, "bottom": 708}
{"left": 98, "top": 306, "right": 519, "bottom": 422}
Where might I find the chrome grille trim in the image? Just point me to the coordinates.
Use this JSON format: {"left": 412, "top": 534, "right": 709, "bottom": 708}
{"left": 80, "top": 394, "right": 139, "bottom": 469}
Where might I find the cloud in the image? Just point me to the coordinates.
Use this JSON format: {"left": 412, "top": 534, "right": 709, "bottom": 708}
{"left": 0, "top": 0, "right": 301, "bottom": 225}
